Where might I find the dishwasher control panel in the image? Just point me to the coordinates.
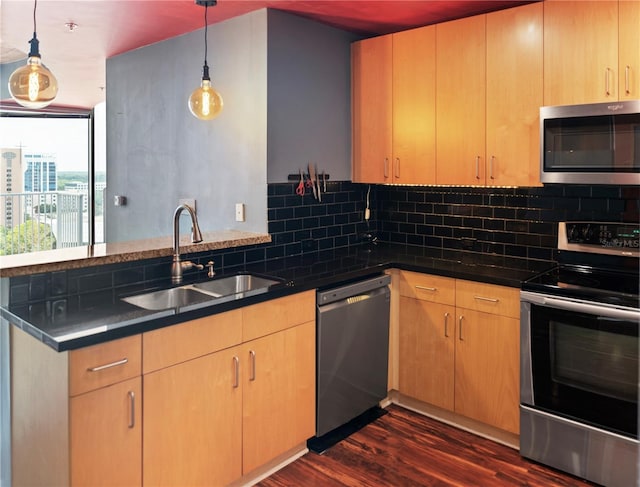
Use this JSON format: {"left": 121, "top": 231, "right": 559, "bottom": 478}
{"left": 317, "top": 274, "right": 391, "bottom": 306}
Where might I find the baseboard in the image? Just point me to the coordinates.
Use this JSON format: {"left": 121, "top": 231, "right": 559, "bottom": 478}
{"left": 389, "top": 390, "right": 520, "bottom": 450}
{"left": 229, "top": 443, "right": 308, "bottom": 487}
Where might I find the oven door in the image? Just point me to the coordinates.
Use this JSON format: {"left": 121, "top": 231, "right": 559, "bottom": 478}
{"left": 521, "top": 291, "right": 639, "bottom": 439}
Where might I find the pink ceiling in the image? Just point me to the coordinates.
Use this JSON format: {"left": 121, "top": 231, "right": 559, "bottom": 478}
{"left": 1, "top": 0, "right": 535, "bottom": 109}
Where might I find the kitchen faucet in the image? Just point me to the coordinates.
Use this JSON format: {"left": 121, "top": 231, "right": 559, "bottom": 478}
{"left": 171, "top": 204, "right": 204, "bottom": 283}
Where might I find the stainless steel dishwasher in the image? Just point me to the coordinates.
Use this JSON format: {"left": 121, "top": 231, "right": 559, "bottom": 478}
{"left": 314, "top": 274, "right": 391, "bottom": 445}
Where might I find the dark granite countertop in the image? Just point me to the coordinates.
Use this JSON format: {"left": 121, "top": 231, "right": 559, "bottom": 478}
{"left": 1, "top": 243, "right": 553, "bottom": 352}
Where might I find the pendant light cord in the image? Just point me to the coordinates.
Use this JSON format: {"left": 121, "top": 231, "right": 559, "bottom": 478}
{"left": 28, "top": 0, "right": 40, "bottom": 57}
{"left": 33, "top": 0, "right": 37, "bottom": 34}
{"left": 203, "top": 5, "right": 208, "bottom": 68}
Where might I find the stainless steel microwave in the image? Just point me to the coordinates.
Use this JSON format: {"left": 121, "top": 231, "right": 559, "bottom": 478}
{"left": 540, "top": 100, "right": 640, "bottom": 185}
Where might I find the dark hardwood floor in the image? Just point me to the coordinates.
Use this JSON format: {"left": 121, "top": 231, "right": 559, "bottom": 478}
{"left": 258, "top": 405, "right": 597, "bottom": 487}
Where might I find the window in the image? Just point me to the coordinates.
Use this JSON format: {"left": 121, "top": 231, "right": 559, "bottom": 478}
{"left": 0, "top": 104, "right": 106, "bottom": 256}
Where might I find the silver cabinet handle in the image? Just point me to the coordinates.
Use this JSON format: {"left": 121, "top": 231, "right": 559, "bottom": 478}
{"left": 489, "top": 155, "right": 495, "bottom": 179}
{"left": 474, "top": 295, "right": 499, "bottom": 303}
{"left": 128, "top": 391, "right": 135, "bottom": 429}
{"left": 475, "top": 156, "right": 481, "bottom": 179}
{"left": 625, "top": 65, "right": 631, "bottom": 95}
{"left": 249, "top": 350, "right": 256, "bottom": 382}
{"left": 87, "top": 358, "right": 128, "bottom": 372}
{"left": 415, "top": 285, "right": 437, "bottom": 292}
{"left": 232, "top": 356, "right": 239, "bottom": 388}
{"left": 383, "top": 158, "right": 389, "bottom": 179}
{"left": 458, "top": 315, "right": 464, "bottom": 341}
{"left": 395, "top": 158, "right": 400, "bottom": 179}
{"left": 444, "top": 312, "right": 450, "bottom": 338}
{"left": 605, "top": 67, "right": 611, "bottom": 96}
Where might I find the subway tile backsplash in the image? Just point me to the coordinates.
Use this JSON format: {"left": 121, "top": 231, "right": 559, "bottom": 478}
{"left": 6, "top": 181, "right": 639, "bottom": 306}
{"left": 375, "top": 184, "right": 639, "bottom": 266}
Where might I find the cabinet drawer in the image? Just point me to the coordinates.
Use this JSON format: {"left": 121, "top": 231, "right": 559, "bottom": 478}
{"left": 455, "top": 280, "right": 519, "bottom": 318}
{"left": 143, "top": 309, "right": 242, "bottom": 374}
{"left": 242, "top": 291, "right": 315, "bottom": 342}
{"left": 69, "top": 335, "right": 141, "bottom": 396}
{"left": 399, "top": 271, "right": 455, "bottom": 305}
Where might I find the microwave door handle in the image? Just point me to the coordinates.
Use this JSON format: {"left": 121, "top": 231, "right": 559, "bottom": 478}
{"left": 539, "top": 296, "right": 639, "bottom": 322}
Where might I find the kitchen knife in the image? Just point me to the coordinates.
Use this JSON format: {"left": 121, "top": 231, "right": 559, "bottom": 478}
{"left": 309, "top": 163, "right": 318, "bottom": 200}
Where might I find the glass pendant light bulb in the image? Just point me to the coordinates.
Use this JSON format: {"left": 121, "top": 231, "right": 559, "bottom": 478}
{"left": 9, "top": 0, "right": 59, "bottom": 110}
{"left": 8, "top": 54, "right": 58, "bottom": 109}
{"left": 188, "top": 65, "right": 223, "bottom": 120}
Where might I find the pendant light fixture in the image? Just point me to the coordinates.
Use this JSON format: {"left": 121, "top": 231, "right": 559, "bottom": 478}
{"left": 8, "top": 0, "right": 58, "bottom": 109}
{"left": 188, "top": 0, "right": 223, "bottom": 120}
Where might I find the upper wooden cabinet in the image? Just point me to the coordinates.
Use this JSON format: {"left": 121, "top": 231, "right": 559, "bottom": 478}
{"left": 486, "top": 3, "right": 543, "bottom": 187}
{"left": 436, "top": 4, "right": 542, "bottom": 186}
{"left": 619, "top": 1, "right": 640, "bottom": 100}
{"left": 391, "top": 26, "right": 437, "bottom": 184}
{"left": 352, "top": 26, "right": 436, "bottom": 184}
{"left": 435, "top": 15, "right": 487, "bottom": 186}
{"left": 352, "top": 35, "right": 392, "bottom": 183}
{"left": 543, "top": 0, "right": 639, "bottom": 105}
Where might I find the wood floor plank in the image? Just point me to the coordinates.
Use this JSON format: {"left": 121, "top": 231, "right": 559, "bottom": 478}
{"left": 258, "top": 405, "right": 596, "bottom": 486}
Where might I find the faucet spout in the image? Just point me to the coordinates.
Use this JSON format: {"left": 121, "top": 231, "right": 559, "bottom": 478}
{"left": 171, "top": 204, "right": 204, "bottom": 283}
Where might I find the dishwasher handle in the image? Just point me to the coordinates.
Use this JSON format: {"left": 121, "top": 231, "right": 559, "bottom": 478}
{"left": 317, "top": 274, "right": 391, "bottom": 306}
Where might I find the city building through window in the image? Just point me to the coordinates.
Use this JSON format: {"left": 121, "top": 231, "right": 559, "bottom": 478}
{"left": 0, "top": 104, "right": 106, "bottom": 256}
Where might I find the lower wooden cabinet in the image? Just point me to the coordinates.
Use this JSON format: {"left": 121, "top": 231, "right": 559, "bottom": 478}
{"left": 399, "top": 297, "right": 455, "bottom": 410}
{"left": 454, "top": 308, "right": 519, "bottom": 434}
{"left": 10, "top": 330, "right": 143, "bottom": 487}
{"left": 11, "top": 291, "right": 315, "bottom": 487}
{"left": 142, "top": 291, "right": 316, "bottom": 485}
{"left": 143, "top": 346, "right": 243, "bottom": 486}
{"left": 71, "top": 377, "right": 142, "bottom": 486}
{"left": 242, "top": 321, "right": 316, "bottom": 474}
{"left": 398, "top": 271, "right": 520, "bottom": 434}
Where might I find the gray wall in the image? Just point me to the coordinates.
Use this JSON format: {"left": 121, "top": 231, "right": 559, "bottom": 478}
{"left": 105, "top": 9, "right": 357, "bottom": 242}
{"left": 106, "top": 10, "right": 269, "bottom": 242}
{"left": 266, "top": 10, "right": 359, "bottom": 183}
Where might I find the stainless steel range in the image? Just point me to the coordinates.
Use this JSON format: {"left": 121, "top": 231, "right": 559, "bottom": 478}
{"left": 520, "top": 221, "right": 639, "bottom": 487}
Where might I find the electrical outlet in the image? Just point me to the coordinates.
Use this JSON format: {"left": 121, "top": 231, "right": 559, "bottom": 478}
{"left": 235, "top": 203, "right": 245, "bottom": 222}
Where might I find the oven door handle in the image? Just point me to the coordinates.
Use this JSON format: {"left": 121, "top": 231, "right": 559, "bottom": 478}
{"left": 538, "top": 295, "right": 640, "bottom": 322}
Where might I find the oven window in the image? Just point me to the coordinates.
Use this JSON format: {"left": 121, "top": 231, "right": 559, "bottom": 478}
{"left": 530, "top": 304, "right": 638, "bottom": 438}
{"left": 551, "top": 322, "right": 637, "bottom": 402}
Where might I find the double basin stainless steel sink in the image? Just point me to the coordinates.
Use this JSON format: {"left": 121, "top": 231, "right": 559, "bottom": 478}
{"left": 122, "top": 274, "right": 281, "bottom": 311}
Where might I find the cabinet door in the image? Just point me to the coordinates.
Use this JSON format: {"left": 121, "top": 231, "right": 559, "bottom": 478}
{"left": 436, "top": 15, "right": 486, "bottom": 186}
{"left": 544, "top": 0, "right": 619, "bottom": 105}
{"left": 619, "top": 1, "right": 640, "bottom": 100}
{"left": 352, "top": 36, "right": 392, "bottom": 183}
{"left": 392, "top": 26, "right": 436, "bottom": 184}
{"left": 242, "top": 321, "right": 315, "bottom": 474}
{"left": 70, "top": 377, "right": 141, "bottom": 486}
{"left": 143, "top": 347, "right": 242, "bottom": 486}
{"left": 454, "top": 308, "right": 519, "bottom": 434}
{"left": 399, "top": 297, "right": 455, "bottom": 410}
{"left": 486, "top": 3, "right": 542, "bottom": 187}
